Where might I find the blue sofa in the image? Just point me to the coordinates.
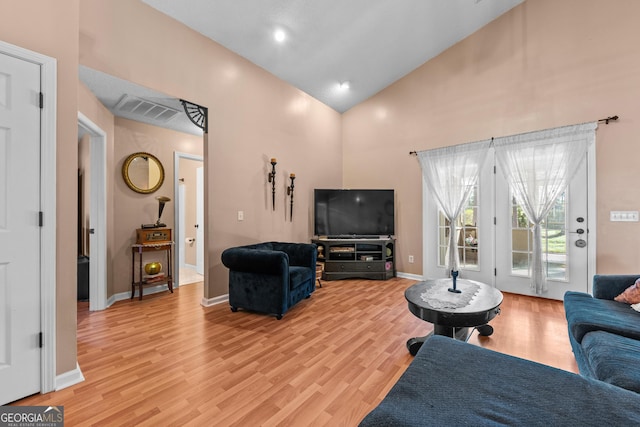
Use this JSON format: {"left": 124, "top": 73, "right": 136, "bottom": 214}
{"left": 359, "top": 335, "right": 640, "bottom": 426}
{"left": 564, "top": 274, "right": 640, "bottom": 393}
{"left": 221, "top": 242, "right": 317, "bottom": 319}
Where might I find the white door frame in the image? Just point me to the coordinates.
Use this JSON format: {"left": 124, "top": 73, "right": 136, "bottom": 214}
{"left": 196, "top": 166, "right": 204, "bottom": 275}
{"left": 0, "top": 40, "right": 57, "bottom": 393}
{"left": 178, "top": 183, "right": 186, "bottom": 268}
{"left": 77, "top": 112, "right": 107, "bottom": 311}
{"left": 173, "top": 152, "right": 204, "bottom": 287}
{"left": 422, "top": 141, "right": 597, "bottom": 295}
{"left": 586, "top": 141, "right": 597, "bottom": 293}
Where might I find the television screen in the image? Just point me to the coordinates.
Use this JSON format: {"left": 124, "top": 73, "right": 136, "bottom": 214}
{"left": 314, "top": 189, "right": 395, "bottom": 237}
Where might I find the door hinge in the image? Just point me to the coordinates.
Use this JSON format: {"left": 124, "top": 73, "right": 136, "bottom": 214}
{"left": 494, "top": 217, "right": 496, "bottom": 225}
{"left": 494, "top": 268, "right": 497, "bottom": 276}
{"left": 39, "top": 332, "right": 43, "bottom": 348}
{"left": 39, "top": 211, "right": 44, "bottom": 227}
{"left": 39, "top": 92, "right": 44, "bottom": 109}
{"left": 493, "top": 165, "right": 496, "bottom": 174}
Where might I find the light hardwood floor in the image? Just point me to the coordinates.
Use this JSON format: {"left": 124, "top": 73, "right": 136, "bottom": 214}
{"left": 13, "top": 277, "right": 578, "bottom": 426}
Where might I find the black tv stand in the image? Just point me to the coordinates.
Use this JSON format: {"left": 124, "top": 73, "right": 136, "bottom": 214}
{"left": 312, "top": 237, "right": 396, "bottom": 281}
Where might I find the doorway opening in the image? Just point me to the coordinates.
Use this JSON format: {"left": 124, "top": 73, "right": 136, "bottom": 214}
{"left": 174, "top": 152, "right": 204, "bottom": 287}
{"left": 77, "top": 112, "right": 107, "bottom": 311}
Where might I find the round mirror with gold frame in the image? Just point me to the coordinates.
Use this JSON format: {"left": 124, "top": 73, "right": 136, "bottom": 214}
{"left": 122, "top": 152, "right": 165, "bottom": 194}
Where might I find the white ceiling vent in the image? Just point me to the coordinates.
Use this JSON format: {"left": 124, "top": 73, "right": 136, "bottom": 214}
{"left": 114, "top": 94, "right": 181, "bottom": 124}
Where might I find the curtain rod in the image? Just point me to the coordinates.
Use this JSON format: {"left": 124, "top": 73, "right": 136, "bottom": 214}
{"left": 409, "top": 115, "right": 620, "bottom": 155}
{"left": 598, "top": 115, "right": 619, "bottom": 124}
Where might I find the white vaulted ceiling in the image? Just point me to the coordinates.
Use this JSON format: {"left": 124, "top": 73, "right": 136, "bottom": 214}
{"left": 142, "top": 0, "right": 524, "bottom": 113}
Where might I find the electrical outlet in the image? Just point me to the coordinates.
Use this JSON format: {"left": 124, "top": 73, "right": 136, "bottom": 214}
{"left": 237, "top": 210, "right": 244, "bottom": 221}
{"left": 408, "top": 255, "right": 414, "bottom": 263}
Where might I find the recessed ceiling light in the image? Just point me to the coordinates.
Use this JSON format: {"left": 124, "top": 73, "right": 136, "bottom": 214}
{"left": 274, "top": 29, "right": 286, "bottom": 43}
{"left": 339, "top": 81, "right": 350, "bottom": 90}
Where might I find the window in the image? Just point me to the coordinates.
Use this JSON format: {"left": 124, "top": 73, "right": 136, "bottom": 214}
{"left": 510, "top": 191, "right": 567, "bottom": 280}
{"left": 438, "top": 184, "right": 479, "bottom": 270}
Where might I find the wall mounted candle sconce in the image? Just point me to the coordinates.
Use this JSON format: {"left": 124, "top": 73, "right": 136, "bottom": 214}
{"left": 267, "top": 158, "right": 277, "bottom": 210}
{"left": 287, "top": 173, "right": 295, "bottom": 221}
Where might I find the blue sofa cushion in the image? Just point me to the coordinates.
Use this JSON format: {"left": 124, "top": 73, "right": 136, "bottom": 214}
{"left": 581, "top": 330, "right": 640, "bottom": 393}
{"left": 289, "top": 266, "right": 312, "bottom": 290}
{"left": 564, "top": 291, "right": 640, "bottom": 343}
{"left": 359, "top": 336, "right": 640, "bottom": 426}
{"left": 593, "top": 274, "right": 640, "bottom": 300}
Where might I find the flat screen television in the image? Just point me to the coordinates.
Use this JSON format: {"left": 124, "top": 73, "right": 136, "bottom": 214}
{"left": 314, "top": 189, "right": 395, "bottom": 238}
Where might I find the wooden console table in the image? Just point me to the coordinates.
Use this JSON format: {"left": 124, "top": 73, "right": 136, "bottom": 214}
{"left": 131, "top": 242, "right": 174, "bottom": 300}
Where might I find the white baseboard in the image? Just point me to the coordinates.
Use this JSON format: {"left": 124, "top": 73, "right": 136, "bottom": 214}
{"left": 106, "top": 294, "right": 117, "bottom": 308}
{"left": 55, "top": 363, "right": 85, "bottom": 391}
{"left": 109, "top": 276, "right": 422, "bottom": 310}
{"left": 110, "top": 284, "right": 172, "bottom": 304}
{"left": 201, "top": 294, "right": 228, "bottom": 307}
{"left": 396, "top": 272, "right": 424, "bottom": 281}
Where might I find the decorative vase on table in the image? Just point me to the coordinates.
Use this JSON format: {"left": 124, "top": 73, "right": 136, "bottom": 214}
{"left": 144, "top": 262, "right": 162, "bottom": 275}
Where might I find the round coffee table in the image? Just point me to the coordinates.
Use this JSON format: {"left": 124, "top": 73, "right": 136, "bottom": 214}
{"left": 405, "top": 278, "right": 503, "bottom": 355}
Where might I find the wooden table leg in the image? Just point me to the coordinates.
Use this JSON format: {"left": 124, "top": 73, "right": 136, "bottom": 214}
{"left": 138, "top": 247, "right": 143, "bottom": 300}
{"left": 167, "top": 246, "right": 173, "bottom": 293}
{"left": 131, "top": 247, "right": 135, "bottom": 299}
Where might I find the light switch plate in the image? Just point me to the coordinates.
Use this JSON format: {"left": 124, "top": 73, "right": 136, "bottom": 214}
{"left": 610, "top": 211, "right": 639, "bottom": 222}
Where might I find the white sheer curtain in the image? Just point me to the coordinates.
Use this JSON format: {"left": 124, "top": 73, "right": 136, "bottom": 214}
{"left": 417, "top": 140, "right": 491, "bottom": 274}
{"left": 494, "top": 122, "right": 597, "bottom": 294}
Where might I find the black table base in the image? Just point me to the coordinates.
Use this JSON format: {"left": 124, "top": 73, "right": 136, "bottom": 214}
{"left": 404, "top": 279, "right": 502, "bottom": 355}
{"left": 406, "top": 324, "right": 496, "bottom": 356}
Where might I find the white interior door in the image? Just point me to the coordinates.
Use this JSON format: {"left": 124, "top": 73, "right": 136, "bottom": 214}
{"left": 196, "top": 167, "right": 204, "bottom": 275}
{"left": 0, "top": 52, "right": 42, "bottom": 404}
{"left": 495, "top": 156, "right": 589, "bottom": 300}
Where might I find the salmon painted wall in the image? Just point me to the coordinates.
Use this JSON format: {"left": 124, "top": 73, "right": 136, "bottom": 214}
{"left": 79, "top": 0, "right": 343, "bottom": 299}
{"left": 342, "top": 0, "right": 640, "bottom": 276}
{"left": 0, "top": 1, "right": 80, "bottom": 374}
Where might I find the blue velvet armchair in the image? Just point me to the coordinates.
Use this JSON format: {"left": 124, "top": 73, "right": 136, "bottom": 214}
{"left": 221, "top": 242, "right": 317, "bottom": 319}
